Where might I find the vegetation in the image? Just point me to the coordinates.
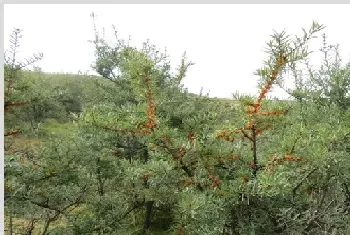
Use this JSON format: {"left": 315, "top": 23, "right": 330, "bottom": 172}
{"left": 4, "top": 19, "right": 350, "bottom": 235}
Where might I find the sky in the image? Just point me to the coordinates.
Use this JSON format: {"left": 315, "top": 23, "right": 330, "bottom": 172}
{"left": 4, "top": 4, "right": 350, "bottom": 99}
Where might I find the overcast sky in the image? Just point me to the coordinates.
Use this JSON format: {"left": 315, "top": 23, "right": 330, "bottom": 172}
{"left": 4, "top": 4, "right": 350, "bottom": 99}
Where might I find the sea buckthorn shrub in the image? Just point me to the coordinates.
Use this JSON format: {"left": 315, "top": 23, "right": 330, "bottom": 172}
{"left": 4, "top": 19, "right": 350, "bottom": 235}
{"left": 77, "top": 19, "right": 350, "bottom": 234}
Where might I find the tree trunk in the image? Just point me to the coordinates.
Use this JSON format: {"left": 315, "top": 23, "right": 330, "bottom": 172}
{"left": 142, "top": 201, "right": 154, "bottom": 234}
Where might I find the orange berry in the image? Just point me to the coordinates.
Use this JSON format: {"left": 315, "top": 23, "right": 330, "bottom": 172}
{"left": 216, "top": 132, "right": 226, "bottom": 138}
{"left": 143, "top": 173, "right": 149, "bottom": 181}
{"left": 213, "top": 179, "right": 221, "bottom": 187}
{"left": 284, "top": 154, "right": 293, "bottom": 161}
{"left": 259, "top": 93, "right": 266, "bottom": 99}
{"left": 242, "top": 176, "right": 249, "bottom": 184}
{"left": 187, "top": 132, "right": 195, "bottom": 141}
{"left": 247, "top": 102, "right": 260, "bottom": 108}
{"left": 255, "top": 129, "right": 262, "bottom": 135}
{"left": 231, "top": 155, "right": 238, "bottom": 160}
{"left": 271, "top": 70, "right": 278, "bottom": 78}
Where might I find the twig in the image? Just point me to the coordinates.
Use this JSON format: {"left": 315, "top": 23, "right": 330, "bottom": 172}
{"left": 252, "top": 125, "right": 258, "bottom": 177}
{"left": 292, "top": 167, "right": 318, "bottom": 196}
{"left": 289, "top": 135, "right": 301, "bottom": 154}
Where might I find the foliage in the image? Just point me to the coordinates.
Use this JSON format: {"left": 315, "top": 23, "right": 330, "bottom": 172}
{"left": 4, "top": 20, "right": 350, "bottom": 235}
{"left": 307, "top": 34, "right": 350, "bottom": 110}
